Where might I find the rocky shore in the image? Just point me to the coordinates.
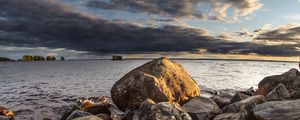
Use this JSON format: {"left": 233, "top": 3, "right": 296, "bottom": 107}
{"left": 2, "top": 57, "right": 300, "bottom": 120}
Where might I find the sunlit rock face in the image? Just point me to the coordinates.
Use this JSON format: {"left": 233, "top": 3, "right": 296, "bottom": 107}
{"left": 110, "top": 57, "right": 200, "bottom": 110}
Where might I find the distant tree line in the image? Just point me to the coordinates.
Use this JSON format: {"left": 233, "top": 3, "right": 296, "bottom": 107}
{"left": 0, "top": 57, "right": 14, "bottom": 62}
{"left": 23, "top": 55, "right": 63, "bottom": 61}
{"left": 0, "top": 55, "right": 65, "bottom": 62}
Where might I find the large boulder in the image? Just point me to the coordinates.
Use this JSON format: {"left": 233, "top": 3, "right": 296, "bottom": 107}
{"left": 182, "top": 96, "right": 220, "bottom": 120}
{"left": 133, "top": 99, "right": 192, "bottom": 120}
{"left": 265, "top": 83, "right": 290, "bottom": 101}
{"left": 256, "top": 68, "right": 299, "bottom": 96}
{"left": 111, "top": 57, "right": 200, "bottom": 110}
{"left": 253, "top": 99, "right": 300, "bottom": 120}
{"left": 222, "top": 95, "right": 265, "bottom": 119}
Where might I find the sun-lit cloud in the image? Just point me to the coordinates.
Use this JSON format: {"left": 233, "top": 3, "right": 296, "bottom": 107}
{"left": 86, "top": 0, "right": 263, "bottom": 22}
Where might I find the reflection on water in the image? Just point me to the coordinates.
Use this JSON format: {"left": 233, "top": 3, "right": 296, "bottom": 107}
{"left": 0, "top": 60, "right": 297, "bottom": 119}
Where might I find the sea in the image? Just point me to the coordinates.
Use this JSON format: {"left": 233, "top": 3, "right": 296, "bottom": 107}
{"left": 0, "top": 59, "right": 297, "bottom": 119}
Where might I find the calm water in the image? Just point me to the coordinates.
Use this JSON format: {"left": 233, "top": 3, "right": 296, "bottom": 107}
{"left": 0, "top": 60, "right": 297, "bottom": 119}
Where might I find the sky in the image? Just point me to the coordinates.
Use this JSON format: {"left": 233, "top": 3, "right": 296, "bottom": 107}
{"left": 1, "top": 0, "right": 300, "bottom": 59}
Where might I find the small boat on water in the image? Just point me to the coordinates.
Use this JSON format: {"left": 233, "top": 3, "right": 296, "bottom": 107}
{"left": 112, "top": 56, "right": 123, "bottom": 60}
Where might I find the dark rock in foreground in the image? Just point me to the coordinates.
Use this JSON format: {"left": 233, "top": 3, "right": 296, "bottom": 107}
{"left": 254, "top": 99, "right": 300, "bottom": 120}
{"left": 214, "top": 113, "right": 246, "bottom": 120}
{"left": 222, "top": 95, "right": 265, "bottom": 119}
{"left": 66, "top": 110, "right": 93, "bottom": 120}
{"left": 256, "top": 68, "right": 299, "bottom": 96}
{"left": 182, "top": 96, "right": 220, "bottom": 120}
{"left": 229, "top": 92, "right": 250, "bottom": 104}
{"left": 265, "top": 83, "right": 290, "bottom": 101}
{"left": 132, "top": 99, "right": 192, "bottom": 120}
{"left": 210, "top": 92, "right": 234, "bottom": 109}
{"left": 73, "top": 115, "right": 105, "bottom": 120}
{"left": 111, "top": 57, "right": 200, "bottom": 110}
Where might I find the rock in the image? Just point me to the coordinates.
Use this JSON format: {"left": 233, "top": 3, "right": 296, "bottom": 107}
{"left": 79, "top": 96, "right": 124, "bottom": 119}
{"left": 254, "top": 99, "right": 300, "bottom": 120}
{"left": 122, "top": 107, "right": 135, "bottom": 120}
{"left": 182, "top": 96, "right": 220, "bottom": 120}
{"left": 222, "top": 95, "right": 265, "bottom": 118}
{"left": 0, "top": 116, "right": 11, "bottom": 120}
{"left": 60, "top": 104, "right": 81, "bottom": 120}
{"left": 211, "top": 94, "right": 231, "bottom": 108}
{"left": 256, "top": 68, "right": 299, "bottom": 96}
{"left": 265, "top": 83, "right": 290, "bottom": 101}
{"left": 214, "top": 113, "right": 246, "bottom": 120}
{"left": 133, "top": 99, "right": 192, "bottom": 120}
{"left": 111, "top": 57, "right": 200, "bottom": 110}
{"left": 73, "top": 115, "right": 104, "bottom": 120}
{"left": 292, "top": 76, "right": 300, "bottom": 88}
{"left": 0, "top": 106, "right": 14, "bottom": 119}
{"left": 110, "top": 107, "right": 123, "bottom": 120}
{"left": 95, "top": 114, "right": 110, "bottom": 120}
{"left": 239, "top": 87, "right": 256, "bottom": 96}
{"left": 80, "top": 98, "right": 111, "bottom": 115}
{"left": 229, "top": 92, "right": 250, "bottom": 104}
{"left": 66, "top": 110, "right": 93, "bottom": 120}
{"left": 290, "top": 88, "right": 300, "bottom": 99}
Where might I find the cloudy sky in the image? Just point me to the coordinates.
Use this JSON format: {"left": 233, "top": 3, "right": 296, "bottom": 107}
{"left": 1, "top": 0, "right": 300, "bottom": 59}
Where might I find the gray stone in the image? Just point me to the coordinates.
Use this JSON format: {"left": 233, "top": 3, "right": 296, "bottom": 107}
{"left": 133, "top": 99, "right": 192, "bottom": 120}
{"left": 73, "top": 115, "right": 104, "bottom": 120}
{"left": 95, "top": 114, "right": 110, "bottom": 120}
{"left": 254, "top": 99, "right": 300, "bottom": 120}
{"left": 182, "top": 96, "right": 220, "bottom": 120}
{"left": 214, "top": 113, "right": 246, "bottom": 120}
{"left": 211, "top": 92, "right": 233, "bottom": 108}
{"left": 60, "top": 104, "right": 81, "bottom": 120}
{"left": 229, "top": 92, "right": 250, "bottom": 104}
{"left": 0, "top": 116, "right": 11, "bottom": 120}
{"left": 239, "top": 87, "right": 256, "bottom": 96}
{"left": 66, "top": 110, "right": 93, "bottom": 120}
{"left": 266, "top": 83, "right": 290, "bottom": 101}
{"left": 222, "top": 95, "right": 265, "bottom": 115}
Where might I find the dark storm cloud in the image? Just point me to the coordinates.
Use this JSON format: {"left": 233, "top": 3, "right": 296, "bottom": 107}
{"left": 0, "top": 0, "right": 299, "bottom": 56}
{"left": 255, "top": 24, "right": 300, "bottom": 41}
{"left": 86, "top": 0, "right": 263, "bottom": 22}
